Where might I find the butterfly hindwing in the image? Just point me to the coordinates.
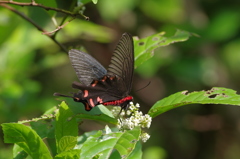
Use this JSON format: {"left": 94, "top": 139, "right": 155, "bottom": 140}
{"left": 72, "top": 75, "right": 122, "bottom": 108}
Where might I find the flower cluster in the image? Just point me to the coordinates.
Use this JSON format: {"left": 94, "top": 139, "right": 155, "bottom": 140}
{"left": 111, "top": 102, "right": 152, "bottom": 142}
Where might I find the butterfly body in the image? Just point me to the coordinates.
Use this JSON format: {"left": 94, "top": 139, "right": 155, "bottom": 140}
{"left": 54, "top": 33, "right": 134, "bottom": 111}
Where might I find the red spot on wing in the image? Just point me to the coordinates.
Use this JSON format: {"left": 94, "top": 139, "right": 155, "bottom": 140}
{"left": 89, "top": 98, "right": 95, "bottom": 107}
{"left": 102, "top": 76, "right": 107, "bottom": 82}
{"left": 83, "top": 90, "right": 88, "bottom": 97}
{"left": 97, "top": 96, "right": 103, "bottom": 103}
{"left": 91, "top": 80, "right": 98, "bottom": 87}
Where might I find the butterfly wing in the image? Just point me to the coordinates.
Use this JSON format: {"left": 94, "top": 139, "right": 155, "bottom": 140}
{"left": 107, "top": 33, "right": 134, "bottom": 97}
{"left": 69, "top": 49, "right": 107, "bottom": 85}
{"left": 55, "top": 33, "right": 134, "bottom": 111}
{"left": 72, "top": 75, "right": 124, "bottom": 107}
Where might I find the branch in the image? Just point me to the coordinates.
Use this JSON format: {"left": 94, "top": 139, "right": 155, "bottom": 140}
{"left": 0, "top": 0, "right": 89, "bottom": 20}
{"left": 0, "top": 3, "right": 68, "bottom": 53}
{"left": 42, "top": 17, "right": 75, "bottom": 35}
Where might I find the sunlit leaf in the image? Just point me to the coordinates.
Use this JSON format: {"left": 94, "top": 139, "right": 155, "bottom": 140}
{"left": 58, "top": 136, "right": 78, "bottom": 152}
{"left": 149, "top": 87, "right": 240, "bottom": 118}
{"left": 80, "top": 126, "right": 141, "bottom": 159}
{"left": 134, "top": 30, "right": 192, "bottom": 68}
{"left": 54, "top": 149, "right": 81, "bottom": 159}
{"left": 2, "top": 123, "right": 52, "bottom": 159}
{"left": 92, "top": 0, "right": 98, "bottom": 4}
{"left": 55, "top": 102, "right": 78, "bottom": 153}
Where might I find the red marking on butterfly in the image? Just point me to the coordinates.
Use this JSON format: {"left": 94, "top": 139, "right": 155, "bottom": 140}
{"left": 103, "top": 96, "right": 133, "bottom": 106}
{"left": 91, "top": 80, "right": 98, "bottom": 87}
{"left": 97, "top": 97, "right": 103, "bottom": 103}
{"left": 54, "top": 33, "right": 134, "bottom": 112}
{"left": 83, "top": 90, "right": 88, "bottom": 97}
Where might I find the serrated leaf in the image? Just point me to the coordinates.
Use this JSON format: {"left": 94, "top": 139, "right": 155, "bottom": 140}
{"left": 56, "top": 102, "right": 78, "bottom": 153}
{"left": 54, "top": 149, "right": 81, "bottom": 159}
{"left": 134, "top": 30, "right": 192, "bottom": 68}
{"left": 59, "top": 136, "right": 78, "bottom": 152}
{"left": 80, "top": 127, "right": 141, "bottom": 159}
{"left": 148, "top": 87, "right": 240, "bottom": 118}
{"left": 1, "top": 123, "right": 52, "bottom": 159}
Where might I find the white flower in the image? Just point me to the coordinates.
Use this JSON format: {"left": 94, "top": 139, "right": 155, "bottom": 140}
{"left": 141, "top": 132, "right": 150, "bottom": 142}
{"left": 115, "top": 102, "right": 152, "bottom": 142}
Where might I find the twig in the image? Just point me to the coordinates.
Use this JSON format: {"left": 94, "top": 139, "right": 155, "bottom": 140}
{"left": 0, "top": 0, "right": 89, "bottom": 20}
{"left": 42, "top": 17, "right": 76, "bottom": 35}
{"left": 0, "top": 3, "right": 68, "bottom": 53}
{"left": 52, "top": 15, "right": 69, "bottom": 39}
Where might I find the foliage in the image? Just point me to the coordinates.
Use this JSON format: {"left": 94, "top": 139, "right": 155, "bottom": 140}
{"left": 1, "top": 0, "right": 240, "bottom": 159}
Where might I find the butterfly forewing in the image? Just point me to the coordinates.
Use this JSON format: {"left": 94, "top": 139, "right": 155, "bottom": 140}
{"left": 69, "top": 49, "right": 107, "bottom": 85}
{"left": 107, "top": 33, "right": 134, "bottom": 95}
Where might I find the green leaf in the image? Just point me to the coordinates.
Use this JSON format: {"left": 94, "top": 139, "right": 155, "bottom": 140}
{"left": 1, "top": 123, "right": 52, "bottom": 159}
{"left": 30, "top": 120, "right": 52, "bottom": 139}
{"left": 148, "top": 87, "right": 240, "bottom": 118}
{"left": 134, "top": 30, "right": 192, "bottom": 68}
{"left": 56, "top": 102, "right": 78, "bottom": 153}
{"left": 127, "top": 141, "right": 142, "bottom": 159}
{"left": 68, "top": 101, "right": 118, "bottom": 125}
{"left": 13, "top": 144, "right": 28, "bottom": 159}
{"left": 92, "top": 0, "right": 98, "bottom": 4}
{"left": 77, "top": 130, "right": 98, "bottom": 149}
{"left": 58, "top": 136, "right": 78, "bottom": 152}
{"left": 54, "top": 149, "right": 81, "bottom": 159}
{"left": 80, "top": 126, "right": 141, "bottom": 159}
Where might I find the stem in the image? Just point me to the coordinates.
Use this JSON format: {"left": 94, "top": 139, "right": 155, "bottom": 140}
{"left": 42, "top": 17, "right": 75, "bottom": 35}
{"left": 0, "top": 3, "right": 68, "bottom": 53}
{"left": 0, "top": 0, "right": 89, "bottom": 19}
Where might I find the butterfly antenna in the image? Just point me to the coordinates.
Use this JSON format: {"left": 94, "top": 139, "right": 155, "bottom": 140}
{"left": 135, "top": 81, "right": 151, "bottom": 92}
{"left": 53, "top": 93, "right": 74, "bottom": 98}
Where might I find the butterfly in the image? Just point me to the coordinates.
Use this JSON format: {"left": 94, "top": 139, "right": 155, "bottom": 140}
{"left": 54, "top": 33, "right": 134, "bottom": 111}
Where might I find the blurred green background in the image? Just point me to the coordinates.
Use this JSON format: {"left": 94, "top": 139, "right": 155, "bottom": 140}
{"left": 1, "top": 0, "right": 240, "bottom": 158}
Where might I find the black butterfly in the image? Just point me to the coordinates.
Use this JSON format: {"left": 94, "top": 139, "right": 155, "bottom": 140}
{"left": 54, "top": 33, "right": 134, "bottom": 111}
